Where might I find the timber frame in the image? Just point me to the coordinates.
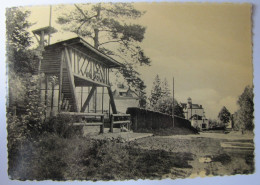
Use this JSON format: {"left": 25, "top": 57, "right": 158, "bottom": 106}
{"left": 40, "top": 37, "right": 122, "bottom": 116}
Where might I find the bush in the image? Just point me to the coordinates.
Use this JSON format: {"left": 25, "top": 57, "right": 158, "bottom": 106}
{"left": 8, "top": 134, "right": 194, "bottom": 180}
{"left": 44, "top": 114, "right": 83, "bottom": 138}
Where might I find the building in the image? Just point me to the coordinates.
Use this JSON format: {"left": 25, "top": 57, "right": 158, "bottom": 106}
{"left": 181, "top": 97, "right": 209, "bottom": 130}
{"left": 113, "top": 84, "right": 140, "bottom": 113}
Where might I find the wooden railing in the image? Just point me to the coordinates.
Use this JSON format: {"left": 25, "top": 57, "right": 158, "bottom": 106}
{"left": 67, "top": 47, "right": 109, "bottom": 85}
{"left": 59, "top": 112, "right": 105, "bottom": 133}
{"left": 110, "top": 114, "right": 131, "bottom": 133}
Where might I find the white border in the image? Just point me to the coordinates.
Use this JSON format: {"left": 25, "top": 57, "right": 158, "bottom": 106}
{"left": 0, "top": 0, "right": 259, "bottom": 185}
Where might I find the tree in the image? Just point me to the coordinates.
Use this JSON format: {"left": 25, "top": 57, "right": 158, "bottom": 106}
{"left": 6, "top": 7, "right": 37, "bottom": 74}
{"left": 161, "top": 78, "right": 171, "bottom": 97}
{"left": 208, "top": 119, "right": 220, "bottom": 129}
{"left": 6, "top": 8, "right": 38, "bottom": 109}
{"left": 149, "top": 74, "right": 162, "bottom": 108}
{"left": 153, "top": 97, "right": 185, "bottom": 118}
{"left": 56, "top": 3, "right": 151, "bottom": 98}
{"left": 218, "top": 106, "right": 231, "bottom": 125}
{"left": 233, "top": 86, "right": 254, "bottom": 131}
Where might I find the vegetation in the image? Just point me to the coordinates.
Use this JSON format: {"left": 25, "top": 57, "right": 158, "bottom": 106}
{"left": 218, "top": 106, "right": 231, "bottom": 126}
{"left": 56, "top": 3, "right": 151, "bottom": 106}
{"left": 9, "top": 134, "right": 194, "bottom": 180}
{"left": 149, "top": 74, "right": 184, "bottom": 118}
{"left": 149, "top": 74, "right": 162, "bottom": 107}
{"left": 6, "top": 8, "right": 38, "bottom": 110}
{"left": 233, "top": 86, "right": 254, "bottom": 132}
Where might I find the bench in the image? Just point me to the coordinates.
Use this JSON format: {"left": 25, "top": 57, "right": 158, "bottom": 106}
{"left": 110, "top": 114, "right": 131, "bottom": 133}
{"left": 59, "top": 112, "right": 105, "bottom": 133}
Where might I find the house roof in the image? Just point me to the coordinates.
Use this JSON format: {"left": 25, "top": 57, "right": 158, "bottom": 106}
{"left": 44, "top": 36, "right": 123, "bottom": 68}
{"left": 192, "top": 104, "right": 201, "bottom": 109}
{"left": 181, "top": 103, "right": 203, "bottom": 109}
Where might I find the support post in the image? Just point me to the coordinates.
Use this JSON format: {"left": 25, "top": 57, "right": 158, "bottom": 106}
{"left": 100, "top": 115, "right": 104, "bottom": 133}
{"left": 110, "top": 114, "right": 114, "bottom": 133}
{"left": 172, "top": 77, "right": 175, "bottom": 128}
{"left": 102, "top": 87, "right": 104, "bottom": 114}
{"left": 107, "top": 87, "right": 117, "bottom": 114}
{"left": 81, "top": 86, "right": 96, "bottom": 112}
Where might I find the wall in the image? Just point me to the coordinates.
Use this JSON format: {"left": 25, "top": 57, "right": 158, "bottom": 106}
{"left": 126, "top": 107, "right": 196, "bottom": 131}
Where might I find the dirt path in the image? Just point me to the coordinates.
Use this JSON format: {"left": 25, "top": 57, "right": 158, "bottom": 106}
{"left": 132, "top": 132, "right": 255, "bottom": 178}
{"left": 158, "top": 132, "right": 254, "bottom": 141}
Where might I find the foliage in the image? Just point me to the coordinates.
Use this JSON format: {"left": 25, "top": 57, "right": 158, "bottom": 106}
{"left": 161, "top": 78, "right": 171, "bottom": 97}
{"left": 149, "top": 74, "right": 162, "bottom": 107}
{"left": 6, "top": 7, "right": 37, "bottom": 74}
{"left": 218, "top": 106, "right": 231, "bottom": 125}
{"left": 233, "top": 86, "right": 254, "bottom": 131}
{"left": 148, "top": 74, "right": 184, "bottom": 118}
{"left": 153, "top": 97, "right": 185, "bottom": 118}
{"left": 208, "top": 119, "right": 223, "bottom": 128}
{"left": 45, "top": 114, "right": 83, "bottom": 138}
{"left": 6, "top": 7, "right": 39, "bottom": 110}
{"left": 56, "top": 3, "right": 151, "bottom": 102}
{"left": 8, "top": 134, "right": 193, "bottom": 180}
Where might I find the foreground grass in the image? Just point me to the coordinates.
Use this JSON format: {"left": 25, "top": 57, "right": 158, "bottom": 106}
{"left": 9, "top": 133, "right": 193, "bottom": 180}
{"left": 8, "top": 131, "right": 254, "bottom": 180}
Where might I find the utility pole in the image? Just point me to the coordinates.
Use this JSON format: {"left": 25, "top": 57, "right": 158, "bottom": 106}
{"left": 172, "top": 77, "right": 175, "bottom": 127}
{"left": 48, "top": 5, "right": 52, "bottom": 45}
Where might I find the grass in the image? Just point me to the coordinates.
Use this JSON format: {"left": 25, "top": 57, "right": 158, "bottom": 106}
{"left": 8, "top": 130, "right": 255, "bottom": 180}
{"left": 8, "top": 133, "right": 194, "bottom": 180}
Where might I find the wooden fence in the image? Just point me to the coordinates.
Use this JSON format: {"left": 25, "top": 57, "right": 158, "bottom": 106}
{"left": 126, "top": 107, "right": 196, "bottom": 131}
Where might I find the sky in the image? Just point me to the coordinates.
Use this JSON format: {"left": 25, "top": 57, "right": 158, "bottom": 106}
{"left": 24, "top": 2, "right": 253, "bottom": 119}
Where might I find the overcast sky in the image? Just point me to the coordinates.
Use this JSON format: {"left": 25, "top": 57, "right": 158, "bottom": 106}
{"left": 25, "top": 2, "right": 253, "bottom": 119}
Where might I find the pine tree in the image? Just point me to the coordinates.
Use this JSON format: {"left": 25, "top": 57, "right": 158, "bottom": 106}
{"left": 161, "top": 78, "right": 171, "bottom": 97}
{"left": 56, "top": 3, "right": 151, "bottom": 98}
{"left": 149, "top": 74, "right": 162, "bottom": 108}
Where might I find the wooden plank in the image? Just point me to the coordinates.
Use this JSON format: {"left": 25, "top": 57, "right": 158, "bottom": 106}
{"left": 102, "top": 87, "right": 104, "bottom": 113}
{"left": 60, "top": 111, "right": 104, "bottom": 117}
{"left": 80, "top": 86, "right": 96, "bottom": 112}
{"left": 83, "top": 57, "right": 90, "bottom": 76}
{"left": 58, "top": 51, "right": 64, "bottom": 112}
{"left": 112, "top": 114, "right": 131, "bottom": 117}
{"left": 73, "top": 122, "right": 103, "bottom": 126}
{"left": 64, "top": 46, "right": 79, "bottom": 112}
{"left": 113, "top": 121, "right": 131, "bottom": 124}
{"left": 74, "top": 73, "right": 110, "bottom": 87}
{"left": 107, "top": 87, "right": 117, "bottom": 114}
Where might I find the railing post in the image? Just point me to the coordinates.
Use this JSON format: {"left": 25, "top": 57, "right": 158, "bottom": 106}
{"left": 110, "top": 114, "right": 114, "bottom": 133}
{"left": 100, "top": 115, "right": 104, "bottom": 134}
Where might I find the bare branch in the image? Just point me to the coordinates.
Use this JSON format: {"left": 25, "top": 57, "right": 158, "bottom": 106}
{"left": 74, "top": 4, "right": 98, "bottom": 21}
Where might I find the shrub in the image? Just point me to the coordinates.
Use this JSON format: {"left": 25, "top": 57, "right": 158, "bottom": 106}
{"left": 44, "top": 114, "right": 83, "bottom": 138}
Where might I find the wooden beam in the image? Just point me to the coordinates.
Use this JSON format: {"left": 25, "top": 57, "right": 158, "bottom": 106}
{"left": 102, "top": 87, "right": 104, "bottom": 113}
{"left": 64, "top": 46, "right": 79, "bottom": 112}
{"left": 74, "top": 73, "right": 109, "bottom": 87}
{"left": 58, "top": 51, "right": 64, "bottom": 112}
{"left": 81, "top": 86, "right": 96, "bottom": 112}
{"left": 107, "top": 87, "right": 117, "bottom": 114}
{"left": 60, "top": 111, "right": 104, "bottom": 117}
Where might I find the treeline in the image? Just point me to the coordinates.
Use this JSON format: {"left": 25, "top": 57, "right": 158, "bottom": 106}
{"left": 209, "top": 86, "right": 254, "bottom": 133}
{"left": 148, "top": 74, "right": 185, "bottom": 118}
{"left": 233, "top": 86, "right": 254, "bottom": 132}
